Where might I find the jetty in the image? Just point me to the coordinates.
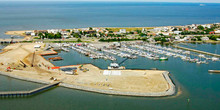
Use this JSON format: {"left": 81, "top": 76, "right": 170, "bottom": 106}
{"left": 172, "top": 45, "right": 220, "bottom": 58}
{"left": 0, "top": 81, "right": 60, "bottom": 97}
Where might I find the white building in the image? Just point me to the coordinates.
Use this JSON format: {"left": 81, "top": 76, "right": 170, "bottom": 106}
{"left": 201, "top": 37, "right": 209, "bottom": 41}
{"left": 214, "top": 30, "right": 220, "bottom": 34}
{"left": 173, "top": 31, "right": 182, "bottom": 35}
{"left": 47, "top": 29, "right": 61, "bottom": 34}
{"left": 31, "top": 32, "right": 35, "bottom": 36}
{"left": 119, "top": 29, "right": 126, "bottom": 34}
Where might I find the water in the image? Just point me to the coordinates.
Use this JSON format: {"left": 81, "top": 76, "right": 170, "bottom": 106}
{"left": 1, "top": 1, "right": 220, "bottom": 110}
{"left": 1, "top": 2, "right": 220, "bottom": 38}
{"left": 1, "top": 44, "right": 220, "bottom": 110}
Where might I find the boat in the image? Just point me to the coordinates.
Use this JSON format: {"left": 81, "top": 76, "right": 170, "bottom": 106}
{"left": 108, "top": 63, "right": 125, "bottom": 70}
{"left": 159, "top": 57, "right": 168, "bottom": 61}
{"left": 62, "top": 47, "right": 69, "bottom": 52}
{"left": 212, "top": 57, "right": 219, "bottom": 61}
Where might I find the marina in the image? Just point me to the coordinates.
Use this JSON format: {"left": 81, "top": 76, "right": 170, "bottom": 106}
{"left": 51, "top": 42, "right": 219, "bottom": 65}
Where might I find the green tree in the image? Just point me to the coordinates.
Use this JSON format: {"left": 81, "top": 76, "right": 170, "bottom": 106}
{"left": 38, "top": 33, "right": 44, "bottom": 39}
{"left": 197, "top": 25, "right": 204, "bottom": 30}
{"left": 77, "top": 38, "right": 82, "bottom": 42}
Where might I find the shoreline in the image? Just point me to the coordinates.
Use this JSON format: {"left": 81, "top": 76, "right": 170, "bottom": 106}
{"left": 0, "top": 70, "right": 176, "bottom": 97}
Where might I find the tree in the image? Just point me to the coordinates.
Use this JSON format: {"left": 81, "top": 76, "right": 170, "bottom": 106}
{"left": 55, "top": 32, "right": 62, "bottom": 39}
{"left": 77, "top": 38, "right": 82, "bottom": 42}
{"left": 38, "top": 33, "right": 43, "bottom": 39}
{"left": 66, "top": 30, "right": 70, "bottom": 32}
{"left": 89, "top": 27, "right": 93, "bottom": 30}
{"left": 197, "top": 25, "right": 204, "bottom": 30}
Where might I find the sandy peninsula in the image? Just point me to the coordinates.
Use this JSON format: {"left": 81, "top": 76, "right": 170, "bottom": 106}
{"left": 0, "top": 43, "right": 176, "bottom": 97}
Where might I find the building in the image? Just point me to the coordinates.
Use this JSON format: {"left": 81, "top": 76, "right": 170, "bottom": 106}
{"left": 214, "top": 30, "right": 220, "bottom": 34}
{"left": 209, "top": 31, "right": 215, "bottom": 34}
{"left": 173, "top": 31, "right": 182, "bottom": 35}
{"left": 201, "top": 37, "right": 209, "bottom": 41}
{"left": 119, "top": 29, "right": 126, "bottom": 34}
{"left": 47, "top": 29, "right": 61, "bottom": 34}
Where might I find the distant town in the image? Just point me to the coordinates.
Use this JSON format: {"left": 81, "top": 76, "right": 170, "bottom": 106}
{"left": 2, "top": 23, "right": 220, "bottom": 44}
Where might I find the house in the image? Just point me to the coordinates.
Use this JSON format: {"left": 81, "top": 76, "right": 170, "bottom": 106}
{"left": 34, "top": 45, "right": 41, "bottom": 48}
{"left": 201, "top": 37, "right": 209, "bottom": 41}
{"left": 214, "top": 30, "right": 220, "bottom": 34}
{"left": 173, "top": 31, "right": 182, "bottom": 35}
{"left": 31, "top": 32, "right": 35, "bottom": 36}
{"left": 209, "top": 31, "right": 215, "bottom": 34}
{"left": 161, "top": 32, "right": 170, "bottom": 36}
{"left": 119, "top": 29, "right": 126, "bottom": 34}
{"left": 148, "top": 37, "right": 155, "bottom": 42}
{"left": 142, "top": 28, "right": 146, "bottom": 33}
{"left": 174, "top": 36, "right": 180, "bottom": 40}
{"left": 47, "top": 29, "right": 61, "bottom": 34}
{"left": 25, "top": 31, "right": 32, "bottom": 35}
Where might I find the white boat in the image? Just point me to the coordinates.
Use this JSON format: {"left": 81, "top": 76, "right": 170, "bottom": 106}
{"left": 159, "top": 57, "right": 168, "bottom": 61}
{"left": 212, "top": 57, "right": 219, "bottom": 61}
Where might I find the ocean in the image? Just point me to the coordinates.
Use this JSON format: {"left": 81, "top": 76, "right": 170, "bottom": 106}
{"left": 0, "top": 2, "right": 220, "bottom": 38}
{"left": 0, "top": 2, "right": 220, "bottom": 110}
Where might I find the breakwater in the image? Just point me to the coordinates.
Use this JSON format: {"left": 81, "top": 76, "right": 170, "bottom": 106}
{"left": 0, "top": 81, "right": 60, "bottom": 97}
{"left": 172, "top": 45, "right": 220, "bottom": 57}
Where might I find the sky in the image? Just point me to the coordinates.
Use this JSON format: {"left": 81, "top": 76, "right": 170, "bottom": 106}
{"left": 0, "top": 0, "right": 220, "bottom": 3}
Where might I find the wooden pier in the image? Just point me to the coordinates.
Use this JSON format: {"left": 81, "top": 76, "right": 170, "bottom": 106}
{"left": 172, "top": 45, "right": 220, "bottom": 58}
{"left": 0, "top": 81, "right": 60, "bottom": 97}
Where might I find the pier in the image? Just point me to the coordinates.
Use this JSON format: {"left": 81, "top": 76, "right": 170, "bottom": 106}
{"left": 0, "top": 81, "right": 60, "bottom": 97}
{"left": 0, "top": 39, "right": 22, "bottom": 44}
{"left": 172, "top": 45, "right": 220, "bottom": 58}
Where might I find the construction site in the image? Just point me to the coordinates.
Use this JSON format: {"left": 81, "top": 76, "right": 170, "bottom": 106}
{"left": 0, "top": 43, "right": 175, "bottom": 97}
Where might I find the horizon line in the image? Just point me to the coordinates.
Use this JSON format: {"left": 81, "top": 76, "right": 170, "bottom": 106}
{"left": 0, "top": 1, "right": 220, "bottom": 4}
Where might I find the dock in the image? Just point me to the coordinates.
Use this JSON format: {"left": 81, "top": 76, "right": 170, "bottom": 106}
{"left": 0, "top": 81, "right": 60, "bottom": 97}
{"left": 172, "top": 45, "right": 220, "bottom": 58}
{"left": 49, "top": 57, "right": 63, "bottom": 61}
{"left": 208, "top": 70, "right": 220, "bottom": 73}
{"left": 0, "top": 39, "right": 22, "bottom": 44}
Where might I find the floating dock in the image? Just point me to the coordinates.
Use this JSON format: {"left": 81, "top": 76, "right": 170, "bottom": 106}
{"left": 0, "top": 81, "right": 60, "bottom": 97}
{"left": 172, "top": 45, "right": 220, "bottom": 58}
{"left": 49, "top": 57, "right": 63, "bottom": 61}
{"left": 208, "top": 70, "right": 220, "bottom": 73}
